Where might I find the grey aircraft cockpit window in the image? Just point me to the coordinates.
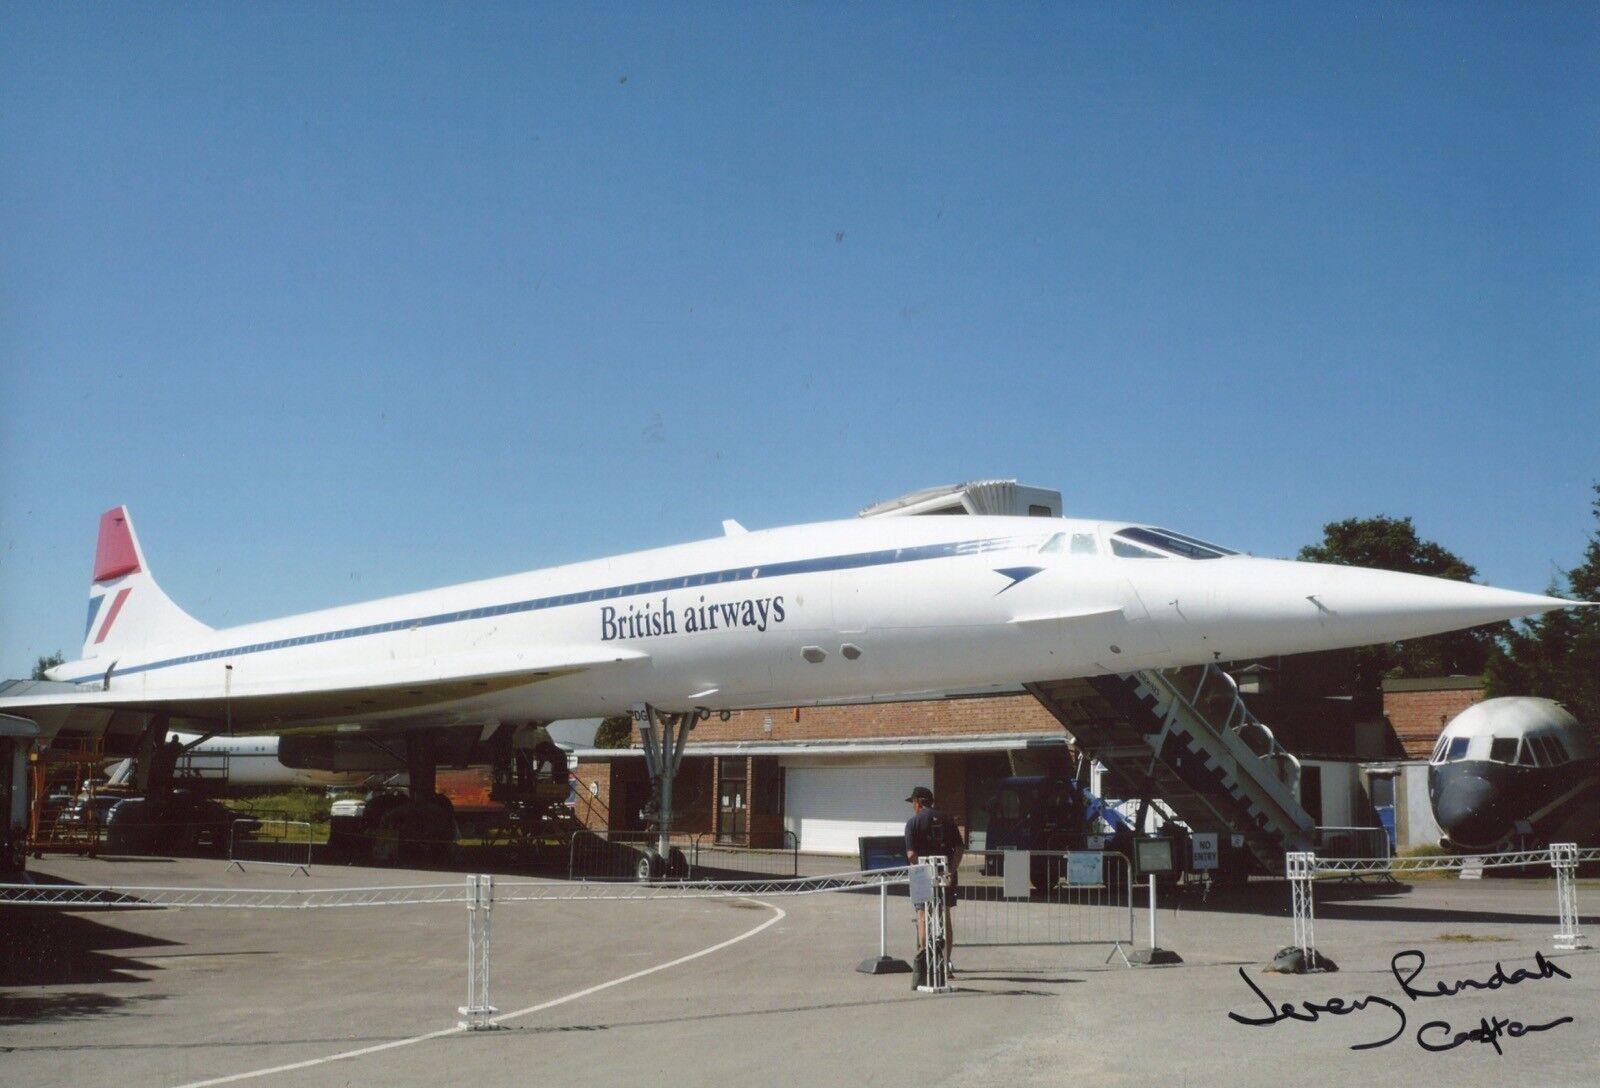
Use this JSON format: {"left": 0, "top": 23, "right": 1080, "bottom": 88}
{"left": 1489, "top": 737, "right": 1518, "bottom": 764}
{"left": 1446, "top": 736, "right": 1470, "bottom": 761}
{"left": 1533, "top": 735, "right": 1568, "bottom": 766}
{"left": 1110, "top": 536, "right": 1167, "bottom": 558}
{"left": 1113, "top": 526, "right": 1239, "bottom": 559}
{"left": 1070, "top": 533, "right": 1098, "bottom": 555}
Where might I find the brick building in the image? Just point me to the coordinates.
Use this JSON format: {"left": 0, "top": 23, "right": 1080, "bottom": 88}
{"left": 571, "top": 693, "right": 1071, "bottom": 854}
{"left": 1381, "top": 676, "right": 1487, "bottom": 760}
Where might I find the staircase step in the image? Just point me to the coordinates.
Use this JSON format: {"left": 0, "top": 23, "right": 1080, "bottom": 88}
{"left": 1028, "top": 668, "right": 1317, "bottom": 874}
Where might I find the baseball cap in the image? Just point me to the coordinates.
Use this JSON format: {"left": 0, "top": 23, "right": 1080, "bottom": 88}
{"left": 905, "top": 786, "right": 934, "bottom": 803}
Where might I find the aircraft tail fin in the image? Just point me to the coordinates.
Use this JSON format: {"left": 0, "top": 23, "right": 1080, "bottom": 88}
{"left": 79, "top": 506, "right": 212, "bottom": 662}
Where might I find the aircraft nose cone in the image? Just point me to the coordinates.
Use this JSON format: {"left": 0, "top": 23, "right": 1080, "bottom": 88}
{"left": 1431, "top": 769, "right": 1510, "bottom": 849}
{"left": 1310, "top": 567, "right": 1576, "bottom": 643}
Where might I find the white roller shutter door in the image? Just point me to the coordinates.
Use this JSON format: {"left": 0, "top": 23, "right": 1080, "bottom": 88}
{"left": 782, "top": 760, "right": 931, "bottom": 854}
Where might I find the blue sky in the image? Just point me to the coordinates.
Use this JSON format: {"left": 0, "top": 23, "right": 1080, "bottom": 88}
{"left": 2, "top": 3, "right": 1596, "bottom": 677}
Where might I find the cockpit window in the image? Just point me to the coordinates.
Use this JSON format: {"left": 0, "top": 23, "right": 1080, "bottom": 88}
{"left": 1113, "top": 526, "right": 1238, "bottom": 559}
{"left": 1110, "top": 535, "right": 1168, "bottom": 559}
{"left": 1040, "top": 531, "right": 1101, "bottom": 556}
{"left": 1529, "top": 735, "right": 1568, "bottom": 766}
{"left": 1431, "top": 736, "right": 1449, "bottom": 763}
{"left": 1156, "top": 528, "right": 1241, "bottom": 556}
{"left": 1489, "top": 737, "right": 1518, "bottom": 764}
{"left": 1446, "top": 737, "right": 1470, "bottom": 761}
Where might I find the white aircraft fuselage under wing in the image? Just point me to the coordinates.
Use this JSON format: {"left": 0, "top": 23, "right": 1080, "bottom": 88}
{"left": 0, "top": 510, "right": 1578, "bottom": 739}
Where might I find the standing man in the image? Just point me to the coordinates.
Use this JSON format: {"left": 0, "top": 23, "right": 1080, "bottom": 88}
{"left": 904, "top": 786, "right": 963, "bottom": 985}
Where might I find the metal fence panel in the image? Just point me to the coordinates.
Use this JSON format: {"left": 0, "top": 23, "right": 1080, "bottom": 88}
{"left": 566, "top": 829, "right": 683, "bottom": 881}
{"left": 958, "top": 850, "right": 1134, "bottom": 949}
{"left": 1313, "top": 826, "right": 1390, "bottom": 862}
{"left": 228, "top": 817, "right": 314, "bottom": 874}
{"left": 689, "top": 831, "right": 800, "bottom": 880}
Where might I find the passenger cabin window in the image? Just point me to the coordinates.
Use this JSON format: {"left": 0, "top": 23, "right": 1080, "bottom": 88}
{"left": 1489, "top": 737, "right": 1519, "bottom": 764}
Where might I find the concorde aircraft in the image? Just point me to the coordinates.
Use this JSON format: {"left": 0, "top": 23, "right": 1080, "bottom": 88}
{"left": 0, "top": 503, "right": 1582, "bottom": 855}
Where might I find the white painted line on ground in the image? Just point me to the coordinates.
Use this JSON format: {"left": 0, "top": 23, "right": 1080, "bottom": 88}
{"left": 169, "top": 899, "right": 787, "bottom": 1088}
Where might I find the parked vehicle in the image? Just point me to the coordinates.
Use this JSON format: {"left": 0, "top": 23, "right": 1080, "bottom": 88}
{"left": 58, "top": 793, "right": 130, "bottom": 841}
{"left": 982, "top": 775, "right": 1140, "bottom": 890}
{"left": 103, "top": 791, "right": 257, "bottom": 857}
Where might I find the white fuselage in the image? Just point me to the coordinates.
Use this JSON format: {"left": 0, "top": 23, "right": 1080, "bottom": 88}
{"left": 168, "top": 732, "right": 368, "bottom": 788}
{"left": 54, "top": 515, "right": 1571, "bottom": 731}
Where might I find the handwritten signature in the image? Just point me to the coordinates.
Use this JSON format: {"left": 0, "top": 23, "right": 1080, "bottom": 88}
{"left": 1229, "top": 949, "right": 1573, "bottom": 1054}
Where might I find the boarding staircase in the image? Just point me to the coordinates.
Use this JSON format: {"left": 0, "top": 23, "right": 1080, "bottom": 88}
{"left": 1027, "top": 665, "right": 1316, "bottom": 873}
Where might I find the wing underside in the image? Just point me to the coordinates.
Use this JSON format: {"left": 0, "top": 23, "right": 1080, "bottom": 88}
{"left": 0, "top": 646, "right": 648, "bottom": 736}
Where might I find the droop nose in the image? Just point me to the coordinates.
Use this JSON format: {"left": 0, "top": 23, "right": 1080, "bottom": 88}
{"left": 1431, "top": 770, "right": 1509, "bottom": 849}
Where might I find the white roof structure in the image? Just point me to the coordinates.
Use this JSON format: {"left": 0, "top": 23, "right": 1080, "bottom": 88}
{"left": 857, "top": 479, "right": 1062, "bottom": 519}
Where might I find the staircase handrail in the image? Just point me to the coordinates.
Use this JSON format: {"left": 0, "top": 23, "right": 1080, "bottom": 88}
{"left": 1166, "top": 665, "right": 1302, "bottom": 801}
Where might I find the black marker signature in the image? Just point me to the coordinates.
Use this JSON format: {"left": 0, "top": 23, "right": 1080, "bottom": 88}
{"left": 1417, "top": 1014, "right": 1575, "bottom": 1055}
{"left": 1390, "top": 950, "right": 1574, "bottom": 1055}
{"left": 1390, "top": 949, "right": 1571, "bottom": 1000}
{"left": 1227, "top": 968, "right": 1406, "bottom": 1050}
{"left": 1228, "top": 950, "right": 1575, "bottom": 1055}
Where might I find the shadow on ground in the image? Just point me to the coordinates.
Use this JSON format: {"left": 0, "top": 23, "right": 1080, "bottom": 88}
{"left": 0, "top": 910, "right": 179, "bottom": 988}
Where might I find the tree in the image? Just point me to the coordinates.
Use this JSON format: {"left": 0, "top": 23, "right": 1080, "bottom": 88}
{"left": 1297, "top": 515, "right": 1496, "bottom": 700}
{"left": 31, "top": 651, "right": 64, "bottom": 680}
{"left": 591, "top": 715, "right": 635, "bottom": 749}
{"left": 1485, "top": 484, "right": 1600, "bottom": 724}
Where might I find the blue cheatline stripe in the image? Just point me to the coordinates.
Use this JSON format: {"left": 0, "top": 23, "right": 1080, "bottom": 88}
{"left": 84, "top": 595, "right": 105, "bottom": 641}
{"left": 65, "top": 534, "right": 1044, "bottom": 685}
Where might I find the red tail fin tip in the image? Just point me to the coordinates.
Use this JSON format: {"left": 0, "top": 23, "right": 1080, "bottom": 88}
{"left": 93, "top": 507, "right": 142, "bottom": 583}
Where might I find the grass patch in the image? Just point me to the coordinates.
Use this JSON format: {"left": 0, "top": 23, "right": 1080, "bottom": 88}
{"left": 224, "top": 788, "right": 333, "bottom": 827}
{"left": 1435, "top": 933, "right": 1511, "bottom": 943}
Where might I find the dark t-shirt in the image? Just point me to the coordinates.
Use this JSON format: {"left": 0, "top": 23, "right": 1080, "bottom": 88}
{"left": 904, "top": 806, "right": 953, "bottom": 859}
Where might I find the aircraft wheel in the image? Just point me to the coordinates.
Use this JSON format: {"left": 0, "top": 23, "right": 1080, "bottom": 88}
{"left": 636, "top": 848, "right": 663, "bottom": 882}
{"left": 666, "top": 846, "right": 688, "bottom": 879}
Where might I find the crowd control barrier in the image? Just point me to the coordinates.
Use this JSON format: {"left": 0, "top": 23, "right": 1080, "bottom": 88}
{"left": 959, "top": 849, "right": 1134, "bottom": 961}
{"left": 689, "top": 831, "right": 801, "bottom": 880}
{"left": 228, "top": 817, "right": 314, "bottom": 875}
